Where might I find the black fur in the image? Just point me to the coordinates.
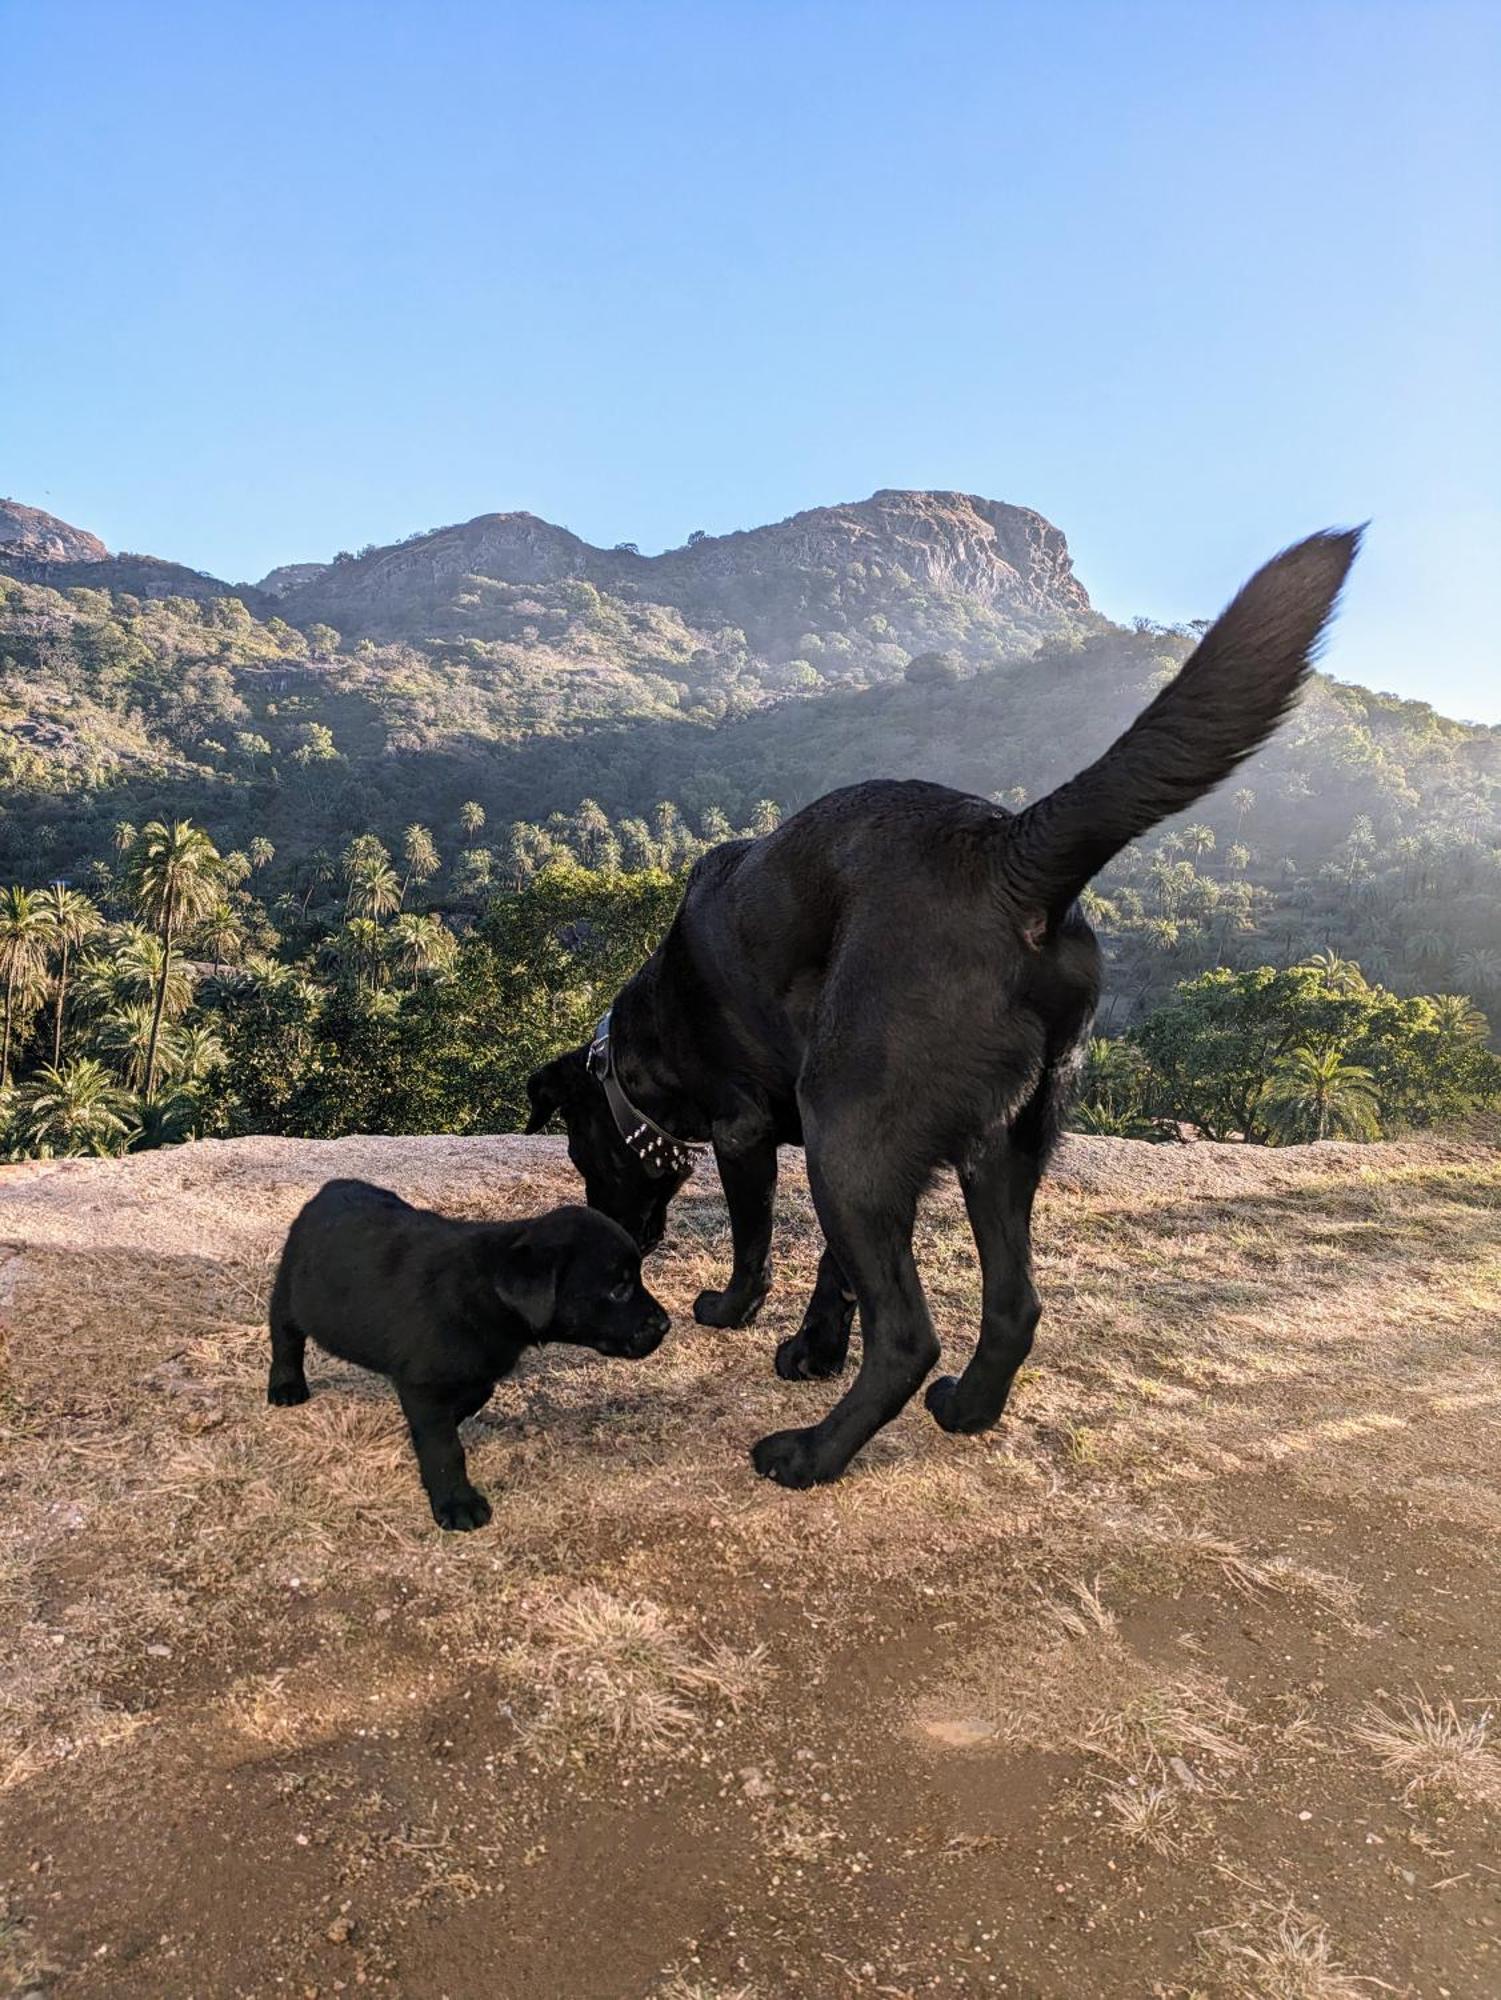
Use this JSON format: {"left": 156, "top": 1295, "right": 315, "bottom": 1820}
{"left": 267, "top": 1180, "right": 670, "bottom": 1529}
{"left": 526, "top": 531, "right": 1360, "bottom": 1486}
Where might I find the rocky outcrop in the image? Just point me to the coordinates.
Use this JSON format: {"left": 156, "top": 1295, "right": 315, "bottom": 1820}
{"left": 257, "top": 561, "right": 331, "bottom": 598}
{"left": 283, "top": 514, "right": 604, "bottom": 631}
{"left": 0, "top": 499, "right": 109, "bottom": 565}
{"left": 647, "top": 490, "right": 1090, "bottom": 619}
{"left": 271, "top": 490, "right": 1092, "bottom": 647}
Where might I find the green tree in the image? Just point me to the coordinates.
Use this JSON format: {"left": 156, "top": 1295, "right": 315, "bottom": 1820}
{"left": 122, "top": 820, "right": 224, "bottom": 1097}
{"left": 0, "top": 887, "right": 55, "bottom": 1085}
{"left": 8, "top": 1058, "right": 134, "bottom": 1157}
{"left": 390, "top": 911, "right": 457, "bottom": 985}
{"left": 402, "top": 824, "right": 440, "bottom": 897}
{"left": 1263, "top": 1047, "right": 1381, "bottom": 1143}
{"left": 38, "top": 884, "right": 102, "bottom": 1068}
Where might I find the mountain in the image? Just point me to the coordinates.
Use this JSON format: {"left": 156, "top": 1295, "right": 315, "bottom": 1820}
{"left": 274, "top": 489, "right": 1091, "bottom": 659}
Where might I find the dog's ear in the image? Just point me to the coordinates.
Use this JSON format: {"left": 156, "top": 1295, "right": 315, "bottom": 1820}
{"left": 494, "top": 1226, "right": 559, "bottom": 1334}
{"left": 524, "top": 1056, "right": 570, "bottom": 1135}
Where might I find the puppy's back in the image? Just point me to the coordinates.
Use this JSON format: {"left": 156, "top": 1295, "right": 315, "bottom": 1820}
{"left": 277, "top": 1180, "right": 444, "bottom": 1363}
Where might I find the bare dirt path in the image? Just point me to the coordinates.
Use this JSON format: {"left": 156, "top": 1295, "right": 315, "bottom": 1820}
{"left": 2, "top": 1134, "right": 1498, "bottom": 1998}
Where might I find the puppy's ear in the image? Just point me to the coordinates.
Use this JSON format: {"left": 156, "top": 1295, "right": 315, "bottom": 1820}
{"left": 523, "top": 1048, "right": 585, "bottom": 1135}
{"left": 494, "top": 1227, "right": 559, "bottom": 1334}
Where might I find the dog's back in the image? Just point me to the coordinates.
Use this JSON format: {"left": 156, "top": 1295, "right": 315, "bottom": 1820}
{"left": 273, "top": 1179, "right": 452, "bottom": 1377}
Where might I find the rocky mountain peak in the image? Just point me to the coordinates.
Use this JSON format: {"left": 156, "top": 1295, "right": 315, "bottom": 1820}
{"left": 0, "top": 499, "right": 109, "bottom": 565}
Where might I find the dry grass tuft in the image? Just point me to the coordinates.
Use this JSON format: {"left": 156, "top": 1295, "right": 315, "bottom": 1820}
{"left": 524, "top": 1585, "right": 765, "bottom": 1756}
{"left": 1101, "top": 1779, "right": 1184, "bottom": 1855}
{"left": 653, "top": 1979, "right": 761, "bottom": 2000}
{"left": 1208, "top": 1906, "right": 1370, "bottom": 2000}
{"left": 1350, "top": 1692, "right": 1500, "bottom": 1807}
{"left": 1082, "top": 1664, "right": 1250, "bottom": 1782}
{"left": 1047, "top": 1575, "right": 1118, "bottom": 1641}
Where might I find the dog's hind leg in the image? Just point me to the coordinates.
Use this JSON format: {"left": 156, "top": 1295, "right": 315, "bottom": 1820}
{"left": 752, "top": 1138, "right": 937, "bottom": 1487}
{"left": 267, "top": 1267, "right": 310, "bottom": 1407}
{"left": 775, "top": 1244, "right": 857, "bottom": 1380}
{"left": 925, "top": 1117, "right": 1047, "bottom": 1436}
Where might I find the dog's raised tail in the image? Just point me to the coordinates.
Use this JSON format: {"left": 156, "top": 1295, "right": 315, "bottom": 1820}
{"left": 1000, "top": 528, "right": 1361, "bottom": 921}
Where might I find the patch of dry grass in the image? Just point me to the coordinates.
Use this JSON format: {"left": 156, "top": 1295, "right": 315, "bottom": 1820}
{"left": 518, "top": 1584, "right": 766, "bottom": 1758}
{"left": 1350, "top": 1692, "right": 1501, "bottom": 1808}
{"left": 1101, "top": 1778, "right": 1185, "bottom": 1855}
{"left": 1207, "top": 1905, "right": 1370, "bottom": 2000}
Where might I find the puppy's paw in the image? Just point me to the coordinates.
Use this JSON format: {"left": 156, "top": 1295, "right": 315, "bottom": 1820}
{"left": 750, "top": 1427, "right": 837, "bottom": 1489}
{"left": 774, "top": 1330, "right": 847, "bottom": 1381}
{"left": 432, "top": 1488, "right": 493, "bottom": 1533}
{"left": 924, "top": 1375, "right": 991, "bottom": 1435}
{"left": 267, "top": 1377, "right": 310, "bottom": 1406}
{"left": 694, "top": 1284, "right": 768, "bottom": 1330}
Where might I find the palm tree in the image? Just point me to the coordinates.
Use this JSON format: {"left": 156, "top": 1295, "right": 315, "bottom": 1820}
{"left": 0, "top": 887, "right": 56, "bottom": 1085}
{"left": 38, "top": 884, "right": 102, "bottom": 1069}
{"left": 1263, "top": 1047, "right": 1381, "bottom": 1144}
{"left": 389, "top": 912, "right": 457, "bottom": 984}
{"left": 11, "top": 1058, "right": 134, "bottom": 1157}
{"left": 122, "top": 820, "right": 224, "bottom": 1097}
{"left": 297, "top": 848, "right": 336, "bottom": 916}
{"left": 1303, "top": 949, "right": 1368, "bottom": 995}
{"left": 1456, "top": 948, "right": 1501, "bottom": 1001}
{"left": 322, "top": 920, "right": 389, "bottom": 991}
{"left": 1182, "top": 823, "right": 1216, "bottom": 864}
{"left": 174, "top": 1021, "right": 227, "bottom": 1083}
{"left": 197, "top": 902, "right": 246, "bottom": 975}
{"left": 458, "top": 801, "right": 486, "bottom": 839}
{"left": 1232, "top": 787, "right": 1256, "bottom": 840}
{"left": 96, "top": 1002, "right": 187, "bottom": 1092}
{"left": 401, "top": 824, "right": 440, "bottom": 899}
{"left": 1428, "top": 994, "right": 1489, "bottom": 1042}
{"left": 347, "top": 857, "right": 402, "bottom": 922}
{"left": 80, "top": 925, "right": 194, "bottom": 1022}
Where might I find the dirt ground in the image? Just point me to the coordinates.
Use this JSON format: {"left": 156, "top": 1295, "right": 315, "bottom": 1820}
{"left": 1, "top": 1131, "right": 1498, "bottom": 1999}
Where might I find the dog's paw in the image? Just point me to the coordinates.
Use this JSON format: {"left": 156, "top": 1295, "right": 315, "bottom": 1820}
{"left": 750, "top": 1427, "right": 837, "bottom": 1489}
{"left": 267, "top": 1377, "right": 310, "bottom": 1407}
{"left": 774, "top": 1330, "right": 847, "bottom": 1381}
{"left": 694, "top": 1284, "right": 768, "bottom": 1330}
{"left": 924, "top": 1375, "right": 991, "bottom": 1435}
{"left": 432, "top": 1488, "right": 493, "bottom": 1532}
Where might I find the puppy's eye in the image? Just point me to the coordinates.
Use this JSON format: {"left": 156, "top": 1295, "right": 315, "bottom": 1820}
{"left": 608, "top": 1279, "right": 633, "bottom": 1304}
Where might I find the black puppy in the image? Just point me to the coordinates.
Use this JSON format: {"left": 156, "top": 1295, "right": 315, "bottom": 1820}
{"left": 525, "top": 531, "right": 1360, "bottom": 1488}
{"left": 267, "top": 1179, "right": 670, "bottom": 1529}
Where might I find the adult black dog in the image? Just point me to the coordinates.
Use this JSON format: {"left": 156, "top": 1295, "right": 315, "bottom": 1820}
{"left": 267, "top": 1180, "right": 670, "bottom": 1528}
{"left": 525, "top": 531, "right": 1359, "bottom": 1489}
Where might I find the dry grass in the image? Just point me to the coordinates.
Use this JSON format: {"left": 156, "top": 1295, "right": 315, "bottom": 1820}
{"left": 519, "top": 1584, "right": 766, "bottom": 1757}
{"left": 1350, "top": 1692, "right": 1501, "bottom": 1807}
{"left": 1207, "top": 1906, "right": 1370, "bottom": 2000}
{"left": 1, "top": 1134, "right": 1498, "bottom": 1995}
{"left": 1101, "top": 1778, "right": 1185, "bottom": 1855}
{"left": 653, "top": 1979, "right": 761, "bottom": 2000}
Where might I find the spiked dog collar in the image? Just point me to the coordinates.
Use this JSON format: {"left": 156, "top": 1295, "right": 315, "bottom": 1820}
{"left": 587, "top": 1010, "right": 708, "bottom": 1178}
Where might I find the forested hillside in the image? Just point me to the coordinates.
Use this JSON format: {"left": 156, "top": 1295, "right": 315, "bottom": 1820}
{"left": 1, "top": 488, "right": 1498, "bottom": 1159}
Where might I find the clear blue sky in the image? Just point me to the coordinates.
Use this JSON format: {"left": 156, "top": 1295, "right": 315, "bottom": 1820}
{"left": 5, "top": 2, "right": 1498, "bottom": 719}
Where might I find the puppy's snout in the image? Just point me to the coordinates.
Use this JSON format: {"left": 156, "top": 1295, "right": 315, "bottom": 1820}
{"left": 632, "top": 1303, "right": 670, "bottom": 1356}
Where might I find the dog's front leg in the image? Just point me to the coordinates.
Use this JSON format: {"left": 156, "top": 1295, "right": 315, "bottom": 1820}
{"left": 396, "top": 1383, "right": 493, "bottom": 1531}
{"left": 694, "top": 1113, "right": 777, "bottom": 1329}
